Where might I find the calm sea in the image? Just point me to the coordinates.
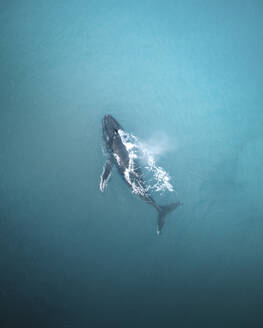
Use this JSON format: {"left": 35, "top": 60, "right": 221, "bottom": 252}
{"left": 1, "top": 1, "right": 263, "bottom": 327}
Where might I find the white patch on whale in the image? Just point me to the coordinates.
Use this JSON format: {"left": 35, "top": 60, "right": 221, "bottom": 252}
{"left": 100, "top": 163, "right": 112, "bottom": 192}
{"left": 113, "top": 153, "right": 121, "bottom": 166}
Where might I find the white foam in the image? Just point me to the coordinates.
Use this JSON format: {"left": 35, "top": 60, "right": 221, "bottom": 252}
{"left": 118, "top": 129, "right": 174, "bottom": 194}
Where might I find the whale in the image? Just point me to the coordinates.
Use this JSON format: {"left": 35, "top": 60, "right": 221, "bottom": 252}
{"left": 100, "top": 114, "right": 181, "bottom": 234}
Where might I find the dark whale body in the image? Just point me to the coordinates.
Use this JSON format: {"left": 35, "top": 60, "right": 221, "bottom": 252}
{"left": 100, "top": 114, "right": 181, "bottom": 234}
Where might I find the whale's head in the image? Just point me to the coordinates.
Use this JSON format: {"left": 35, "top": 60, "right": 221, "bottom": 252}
{"left": 102, "top": 114, "right": 122, "bottom": 148}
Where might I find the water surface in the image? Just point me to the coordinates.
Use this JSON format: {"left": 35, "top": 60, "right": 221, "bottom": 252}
{"left": 1, "top": 1, "right": 263, "bottom": 327}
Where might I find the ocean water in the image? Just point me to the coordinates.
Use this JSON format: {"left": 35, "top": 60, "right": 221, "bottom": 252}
{"left": 1, "top": 1, "right": 263, "bottom": 327}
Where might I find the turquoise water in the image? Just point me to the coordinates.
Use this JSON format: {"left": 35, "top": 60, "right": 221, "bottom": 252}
{"left": 1, "top": 1, "right": 263, "bottom": 327}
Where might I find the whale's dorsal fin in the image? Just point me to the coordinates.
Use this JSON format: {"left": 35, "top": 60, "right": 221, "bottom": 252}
{"left": 100, "top": 159, "right": 113, "bottom": 192}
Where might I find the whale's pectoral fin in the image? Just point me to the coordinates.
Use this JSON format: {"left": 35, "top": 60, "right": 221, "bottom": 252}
{"left": 100, "top": 159, "right": 113, "bottom": 192}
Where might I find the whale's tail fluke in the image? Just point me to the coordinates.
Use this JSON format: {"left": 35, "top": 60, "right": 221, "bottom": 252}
{"left": 157, "top": 201, "right": 182, "bottom": 235}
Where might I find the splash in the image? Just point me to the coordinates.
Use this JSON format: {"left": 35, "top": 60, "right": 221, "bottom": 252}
{"left": 118, "top": 129, "right": 174, "bottom": 194}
